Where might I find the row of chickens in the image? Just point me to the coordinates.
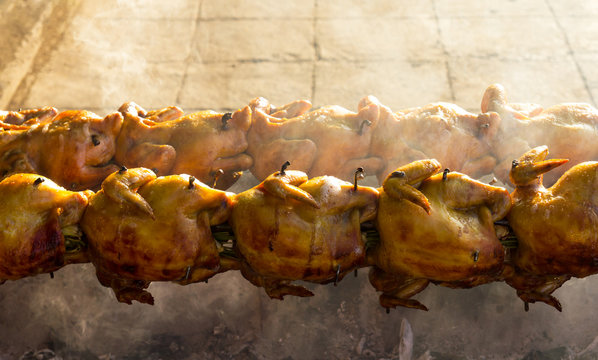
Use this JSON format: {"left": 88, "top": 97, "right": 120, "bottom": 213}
{"left": 2, "top": 145, "right": 597, "bottom": 313}
{"left": 2, "top": 84, "right": 598, "bottom": 191}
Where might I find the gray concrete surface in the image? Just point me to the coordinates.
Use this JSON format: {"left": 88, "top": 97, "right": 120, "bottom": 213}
{"left": 4, "top": 0, "right": 597, "bottom": 114}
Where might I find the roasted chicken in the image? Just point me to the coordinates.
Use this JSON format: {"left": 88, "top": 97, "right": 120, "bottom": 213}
{"left": 505, "top": 146, "right": 598, "bottom": 311}
{"left": 115, "top": 102, "right": 253, "bottom": 190}
{"left": 0, "top": 174, "right": 92, "bottom": 281}
{"left": 482, "top": 83, "right": 598, "bottom": 185}
{"left": 80, "top": 167, "right": 236, "bottom": 304}
{"left": 0, "top": 110, "right": 123, "bottom": 190}
{"left": 0, "top": 126, "right": 27, "bottom": 150}
{"left": 247, "top": 97, "right": 384, "bottom": 181}
{"left": 230, "top": 164, "right": 378, "bottom": 299}
{"left": 370, "top": 160, "right": 511, "bottom": 311}
{"left": 367, "top": 96, "right": 500, "bottom": 182}
{"left": 0, "top": 107, "right": 58, "bottom": 126}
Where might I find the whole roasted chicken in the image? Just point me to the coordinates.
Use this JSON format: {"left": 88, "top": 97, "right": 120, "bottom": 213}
{"left": 247, "top": 97, "right": 384, "bottom": 181}
{"left": 369, "top": 160, "right": 511, "bottom": 311}
{"left": 230, "top": 164, "right": 379, "bottom": 299}
{"left": 482, "top": 83, "right": 598, "bottom": 185}
{"left": 0, "top": 174, "right": 92, "bottom": 281}
{"left": 81, "top": 167, "right": 236, "bottom": 305}
{"left": 367, "top": 96, "right": 500, "bottom": 182}
{"left": 505, "top": 146, "right": 598, "bottom": 311}
{"left": 0, "top": 110, "right": 123, "bottom": 190}
{"left": 115, "top": 102, "right": 253, "bottom": 190}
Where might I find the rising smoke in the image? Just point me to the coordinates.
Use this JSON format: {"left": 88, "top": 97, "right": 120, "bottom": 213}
{"left": 3, "top": 256, "right": 598, "bottom": 359}
{"left": 4, "top": 1, "right": 598, "bottom": 359}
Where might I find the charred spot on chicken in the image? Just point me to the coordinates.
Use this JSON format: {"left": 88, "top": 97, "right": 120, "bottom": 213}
{"left": 221, "top": 112, "right": 232, "bottom": 130}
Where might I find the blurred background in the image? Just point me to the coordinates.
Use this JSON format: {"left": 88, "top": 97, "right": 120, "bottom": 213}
{"left": 2, "top": 0, "right": 598, "bottom": 359}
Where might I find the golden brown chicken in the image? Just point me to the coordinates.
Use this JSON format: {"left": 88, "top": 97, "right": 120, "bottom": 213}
{"left": 115, "top": 102, "right": 253, "bottom": 190}
{"left": 80, "top": 167, "right": 237, "bottom": 305}
{"left": 247, "top": 97, "right": 384, "bottom": 182}
{"left": 369, "top": 160, "right": 511, "bottom": 311}
{"left": 505, "top": 146, "right": 598, "bottom": 311}
{"left": 482, "top": 83, "right": 598, "bottom": 185}
{"left": 0, "top": 110, "right": 123, "bottom": 190}
{"left": 230, "top": 164, "right": 379, "bottom": 299}
{"left": 367, "top": 96, "right": 500, "bottom": 182}
{"left": 0, "top": 107, "right": 58, "bottom": 126}
{"left": 0, "top": 174, "right": 92, "bottom": 282}
{"left": 0, "top": 125, "right": 27, "bottom": 150}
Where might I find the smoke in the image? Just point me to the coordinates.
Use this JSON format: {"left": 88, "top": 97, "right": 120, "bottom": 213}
{"left": 3, "top": 260, "right": 598, "bottom": 359}
{"left": 23, "top": 0, "right": 198, "bottom": 114}
{"left": 5, "top": 1, "right": 598, "bottom": 360}
{"left": 481, "top": 83, "right": 598, "bottom": 187}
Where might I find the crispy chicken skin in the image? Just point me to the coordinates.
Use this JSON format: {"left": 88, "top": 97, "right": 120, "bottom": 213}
{"left": 81, "top": 167, "right": 236, "bottom": 305}
{"left": 231, "top": 166, "right": 379, "bottom": 299}
{"left": 247, "top": 97, "right": 385, "bottom": 181}
{"left": 367, "top": 96, "right": 499, "bottom": 182}
{"left": 0, "top": 125, "right": 27, "bottom": 149}
{"left": 370, "top": 160, "right": 511, "bottom": 311}
{"left": 0, "top": 107, "right": 58, "bottom": 126}
{"left": 482, "top": 83, "right": 598, "bottom": 185}
{"left": 0, "top": 174, "right": 91, "bottom": 281}
{"left": 115, "top": 102, "right": 253, "bottom": 190}
{"left": 0, "top": 110, "right": 123, "bottom": 190}
{"left": 505, "top": 146, "right": 598, "bottom": 311}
